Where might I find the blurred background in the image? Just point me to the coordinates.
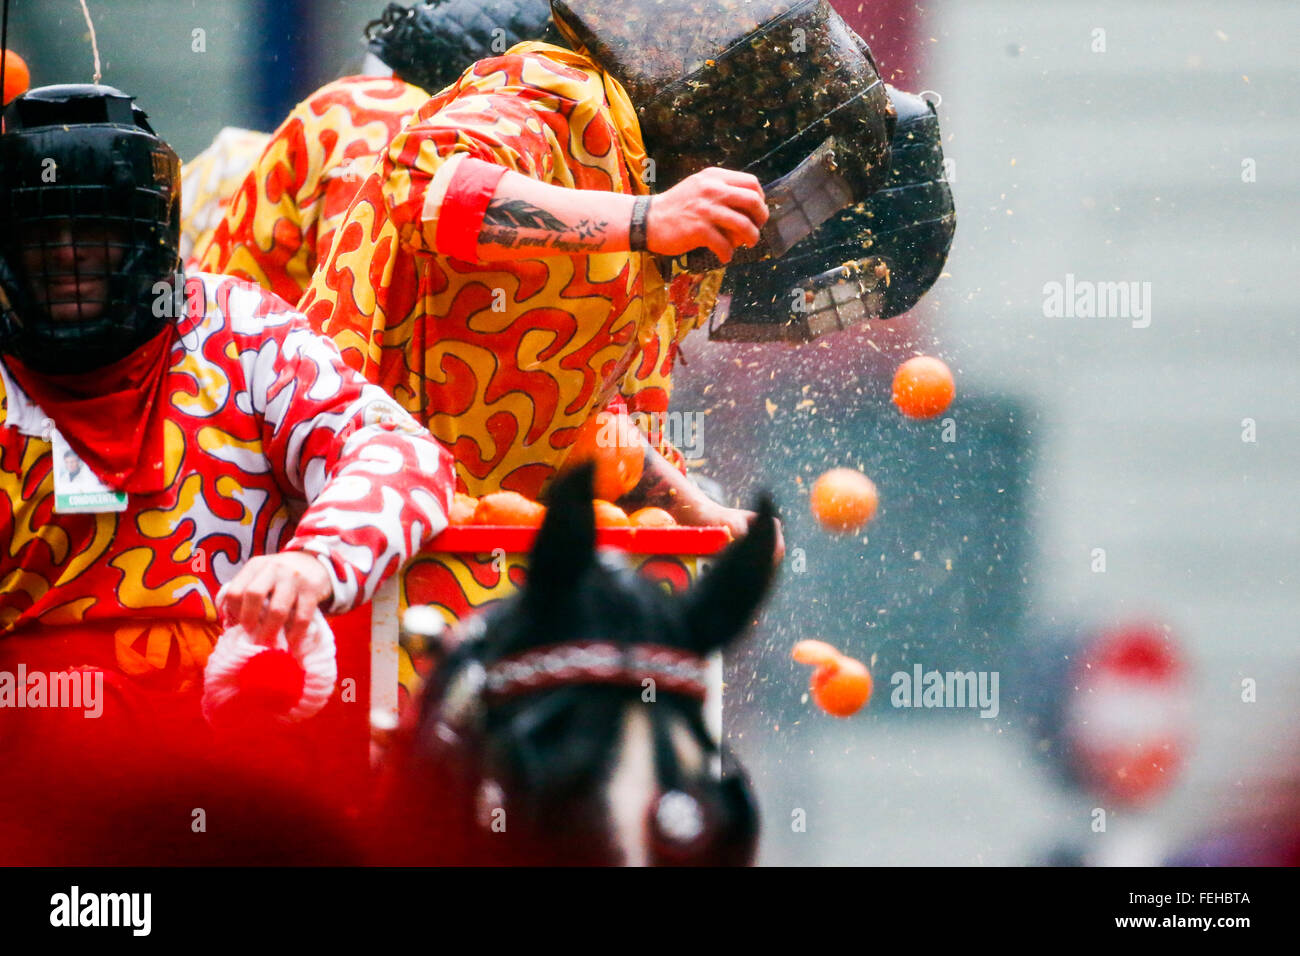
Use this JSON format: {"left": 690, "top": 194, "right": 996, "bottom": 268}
{"left": 6, "top": 0, "right": 1297, "bottom": 865}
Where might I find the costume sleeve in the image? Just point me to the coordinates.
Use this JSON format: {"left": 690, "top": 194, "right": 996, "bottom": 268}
{"left": 230, "top": 291, "right": 455, "bottom": 612}
{"left": 199, "top": 105, "right": 320, "bottom": 306}
{"left": 181, "top": 127, "right": 272, "bottom": 269}
{"left": 377, "top": 54, "right": 619, "bottom": 256}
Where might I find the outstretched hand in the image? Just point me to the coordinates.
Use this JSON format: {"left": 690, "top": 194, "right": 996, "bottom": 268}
{"left": 678, "top": 498, "right": 786, "bottom": 566}
{"left": 645, "top": 167, "right": 769, "bottom": 264}
{"left": 218, "top": 551, "right": 332, "bottom": 645}
{"left": 618, "top": 446, "right": 785, "bottom": 565}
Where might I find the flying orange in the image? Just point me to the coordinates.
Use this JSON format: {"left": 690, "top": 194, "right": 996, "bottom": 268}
{"left": 892, "top": 355, "right": 955, "bottom": 419}
{"left": 810, "top": 467, "right": 879, "bottom": 533}
{"left": 792, "top": 640, "right": 872, "bottom": 717}
{"left": 811, "top": 656, "right": 873, "bottom": 717}
{"left": 2, "top": 51, "right": 30, "bottom": 106}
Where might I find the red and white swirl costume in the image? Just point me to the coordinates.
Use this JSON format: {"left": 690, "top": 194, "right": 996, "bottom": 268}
{"left": 0, "top": 273, "right": 455, "bottom": 736}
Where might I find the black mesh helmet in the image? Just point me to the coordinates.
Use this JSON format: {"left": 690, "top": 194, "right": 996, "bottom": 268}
{"left": 714, "top": 86, "right": 956, "bottom": 339}
{"left": 549, "top": 0, "right": 893, "bottom": 199}
{"left": 365, "top": 0, "right": 559, "bottom": 96}
{"left": 0, "top": 84, "right": 183, "bottom": 374}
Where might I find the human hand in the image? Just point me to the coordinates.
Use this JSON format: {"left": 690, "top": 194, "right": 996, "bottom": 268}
{"left": 674, "top": 497, "right": 785, "bottom": 566}
{"left": 217, "top": 551, "right": 332, "bottom": 645}
{"left": 645, "top": 167, "right": 769, "bottom": 264}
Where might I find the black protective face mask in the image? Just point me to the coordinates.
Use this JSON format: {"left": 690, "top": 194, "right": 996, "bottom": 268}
{"left": 0, "top": 84, "right": 182, "bottom": 374}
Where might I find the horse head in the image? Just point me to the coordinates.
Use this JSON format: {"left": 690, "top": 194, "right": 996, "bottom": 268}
{"left": 384, "top": 464, "right": 778, "bottom": 865}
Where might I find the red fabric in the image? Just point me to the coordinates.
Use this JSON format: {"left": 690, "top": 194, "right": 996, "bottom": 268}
{"left": 0, "top": 613, "right": 374, "bottom": 865}
{"left": 0, "top": 626, "right": 363, "bottom": 866}
{"left": 0, "top": 621, "right": 209, "bottom": 750}
{"left": 5, "top": 323, "right": 179, "bottom": 494}
{"left": 435, "top": 157, "right": 509, "bottom": 263}
{"left": 626, "top": 388, "right": 669, "bottom": 414}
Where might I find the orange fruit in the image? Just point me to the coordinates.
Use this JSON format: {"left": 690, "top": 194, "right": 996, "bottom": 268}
{"left": 628, "top": 506, "right": 676, "bottom": 528}
{"left": 566, "top": 411, "right": 645, "bottom": 502}
{"left": 791, "top": 639, "right": 841, "bottom": 668}
{"left": 2, "top": 51, "right": 30, "bottom": 106}
{"left": 450, "top": 493, "right": 478, "bottom": 525}
{"left": 810, "top": 656, "right": 873, "bottom": 718}
{"left": 892, "top": 355, "right": 955, "bottom": 419}
{"left": 810, "top": 468, "right": 878, "bottom": 533}
{"left": 472, "top": 491, "right": 546, "bottom": 527}
{"left": 593, "top": 499, "right": 630, "bottom": 528}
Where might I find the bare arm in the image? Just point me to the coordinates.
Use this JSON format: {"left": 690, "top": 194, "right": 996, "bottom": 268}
{"left": 476, "top": 170, "right": 634, "bottom": 257}
{"left": 471, "top": 167, "right": 769, "bottom": 263}
{"left": 618, "top": 446, "right": 785, "bottom": 561}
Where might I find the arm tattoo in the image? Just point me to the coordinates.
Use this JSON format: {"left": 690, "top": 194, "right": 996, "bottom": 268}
{"left": 617, "top": 446, "right": 677, "bottom": 509}
{"left": 480, "top": 198, "right": 610, "bottom": 253}
{"left": 482, "top": 199, "right": 568, "bottom": 232}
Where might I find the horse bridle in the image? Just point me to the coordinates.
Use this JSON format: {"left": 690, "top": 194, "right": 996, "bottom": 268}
{"left": 410, "top": 613, "right": 756, "bottom": 863}
{"left": 413, "top": 610, "right": 711, "bottom": 726}
{"left": 483, "top": 640, "right": 709, "bottom": 702}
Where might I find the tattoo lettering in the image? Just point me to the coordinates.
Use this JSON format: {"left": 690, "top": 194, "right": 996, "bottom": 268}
{"left": 478, "top": 227, "right": 602, "bottom": 253}
{"left": 573, "top": 218, "right": 606, "bottom": 240}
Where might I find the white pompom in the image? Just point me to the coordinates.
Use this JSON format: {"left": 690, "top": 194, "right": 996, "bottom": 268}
{"left": 202, "top": 610, "right": 338, "bottom": 726}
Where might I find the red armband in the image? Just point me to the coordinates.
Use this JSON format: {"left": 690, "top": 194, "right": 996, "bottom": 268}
{"left": 435, "top": 158, "right": 509, "bottom": 262}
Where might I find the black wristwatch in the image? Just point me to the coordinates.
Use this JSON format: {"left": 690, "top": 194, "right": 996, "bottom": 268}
{"left": 630, "top": 196, "right": 652, "bottom": 252}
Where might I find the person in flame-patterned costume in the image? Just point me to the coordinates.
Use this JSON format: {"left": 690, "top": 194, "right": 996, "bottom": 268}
{"left": 299, "top": 41, "right": 770, "bottom": 539}
{"left": 193, "top": 77, "right": 430, "bottom": 305}
{"left": 179, "top": 126, "right": 271, "bottom": 267}
{"left": 193, "top": 2, "right": 691, "bottom": 470}
{"left": 193, "top": 71, "right": 694, "bottom": 473}
{"left": 191, "top": 0, "right": 556, "bottom": 305}
{"left": 0, "top": 84, "right": 455, "bottom": 735}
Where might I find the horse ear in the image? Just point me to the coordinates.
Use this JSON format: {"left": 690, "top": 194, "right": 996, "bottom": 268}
{"left": 525, "top": 463, "right": 597, "bottom": 605}
{"left": 680, "top": 495, "right": 778, "bottom": 652}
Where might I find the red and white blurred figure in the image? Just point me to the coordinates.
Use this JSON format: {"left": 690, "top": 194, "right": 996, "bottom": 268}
{"left": 1064, "top": 622, "right": 1192, "bottom": 807}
